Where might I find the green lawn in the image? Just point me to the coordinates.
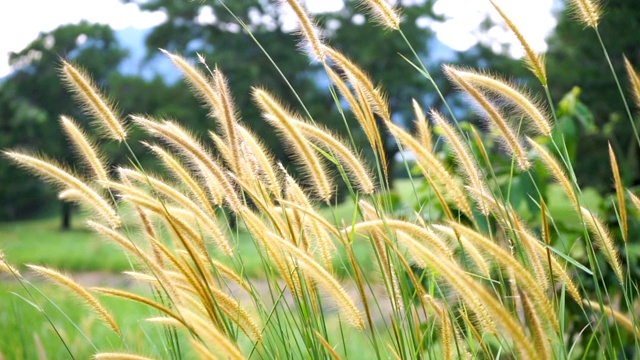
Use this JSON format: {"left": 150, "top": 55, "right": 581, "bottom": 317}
{"left": 0, "top": 280, "right": 167, "bottom": 359}
{"left": 0, "top": 178, "right": 418, "bottom": 275}
{"left": 0, "top": 179, "right": 421, "bottom": 358}
{"left": 0, "top": 215, "right": 134, "bottom": 273}
{"left": 0, "top": 278, "right": 400, "bottom": 359}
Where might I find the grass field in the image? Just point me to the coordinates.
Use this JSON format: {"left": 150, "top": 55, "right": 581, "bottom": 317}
{"left": 0, "top": 280, "right": 163, "bottom": 359}
{"left": 0, "top": 214, "right": 133, "bottom": 273}
{"left": 0, "top": 179, "right": 421, "bottom": 358}
{"left": 0, "top": 279, "right": 404, "bottom": 359}
{"left": 0, "top": 178, "right": 420, "bottom": 274}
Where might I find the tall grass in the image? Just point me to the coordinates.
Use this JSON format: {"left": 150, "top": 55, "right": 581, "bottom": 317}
{"left": 2, "top": 0, "right": 640, "bottom": 358}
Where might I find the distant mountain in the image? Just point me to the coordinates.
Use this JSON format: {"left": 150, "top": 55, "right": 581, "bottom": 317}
{"left": 115, "top": 27, "right": 181, "bottom": 83}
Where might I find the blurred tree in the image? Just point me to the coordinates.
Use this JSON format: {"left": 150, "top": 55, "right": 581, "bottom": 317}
{"left": 0, "top": 82, "right": 50, "bottom": 220}
{"left": 546, "top": 0, "right": 640, "bottom": 189}
{"left": 104, "top": 73, "right": 210, "bottom": 168}
{"left": 121, "top": 0, "right": 440, "bottom": 189}
{"left": 1, "top": 21, "right": 127, "bottom": 227}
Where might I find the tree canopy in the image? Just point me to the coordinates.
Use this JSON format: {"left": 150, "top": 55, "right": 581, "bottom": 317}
{"left": 546, "top": 0, "right": 640, "bottom": 188}
{"left": 0, "top": 22, "right": 127, "bottom": 222}
{"left": 122, "top": 0, "right": 440, "bottom": 182}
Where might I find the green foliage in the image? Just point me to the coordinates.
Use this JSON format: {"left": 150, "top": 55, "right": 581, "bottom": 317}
{"left": 0, "top": 84, "right": 50, "bottom": 219}
{"left": 0, "top": 22, "right": 127, "bottom": 221}
{"left": 547, "top": 0, "right": 640, "bottom": 187}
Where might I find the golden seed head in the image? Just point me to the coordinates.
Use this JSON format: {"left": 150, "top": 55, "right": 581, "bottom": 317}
{"left": 61, "top": 61, "right": 126, "bottom": 141}
{"left": 488, "top": 0, "right": 547, "bottom": 85}
{"left": 359, "top": 0, "right": 403, "bottom": 30}
{"left": 568, "top": 0, "right": 603, "bottom": 29}
{"left": 283, "top": 0, "right": 325, "bottom": 61}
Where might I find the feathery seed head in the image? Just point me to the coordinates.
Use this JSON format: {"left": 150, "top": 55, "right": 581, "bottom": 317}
{"left": 272, "top": 233, "right": 364, "bottom": 329}
{"left": 5, "top": 151, "right": 120, "bottom": 228}
{"left": 0, "top": 252, "right": 20, "bottom": 276}
{"left": 583, "top": 300, "right": 640, "bottom": 340}
{"left": 237, "top": 125, "right": 282, "bottom": 196}
{"left": 385, "top": 120, "right": 473, "bottom": 217}
{"left": 431, "top": 110, "right": 486, "bottom": 201}
{"left": 608, "top": 143, "right": 627, "bottom": 242}
{"left": 412, "top": 99, "right": 432, "bottom": 150}
{"left": 282, "top": 0, "right": 325, "bottom": 61}
{"left": 323, "top": 45, "right": 390, "bottom": 121}
{"left": 212, "top": 67, "right": 241, "bottom": 157}
{"left": 61, "top": 61, "right": 126, "bottom": 141}
{"left": 568, "top": 0, "right": 603, "bottom": 28}
{"left": 488, "top": 0, "right": 547, "bottom": 85}
{"left": 60, "top": 116, "right": 110, "bottom": 183}
{"left": 580, "top": 207, "right": 623, "bottom": 283}
{"left": 358, "top": 0, "right": 403, "bottom": 30}
{"left": 624, "top": 56, "right": 640, "bottom": 111}
{"left": 455, "top": 69, "right": 552, "bottom": 136}
{"left": 292, "top": 118, "right": 375, "bottom": 194}
{"left": 28, "top": 264, "right": 121, "bottom": 335}
{"left": 252, "top": 88, "right": 333, "bottom": 201}
{"left": 444, "top": 65, "right": 530, "bottom": 170}
{"left": 628, "top": 190, "right": 640, "bottom": 213}
{"left": 131, "top": 115, "right": 239, "bottom": 209}
{"left": 162, "top": 49, "right": 222, "bottom": 112}
{"left": 526, "top": 137, "right": 579, "bottom": 209}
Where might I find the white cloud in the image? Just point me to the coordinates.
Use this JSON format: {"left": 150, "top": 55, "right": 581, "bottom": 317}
{"left": 306, "top": 0, "right": 344, "bottom": 14}
{"left": 0, "top": 0, "right": 166, "bottom": 77}
{"left": 432, "top": 0, "right": 556, "bottom": 57}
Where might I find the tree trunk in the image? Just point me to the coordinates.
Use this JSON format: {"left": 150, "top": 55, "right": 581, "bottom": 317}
{"left": 61, "top": 202, "right": 72, "bottom": 230}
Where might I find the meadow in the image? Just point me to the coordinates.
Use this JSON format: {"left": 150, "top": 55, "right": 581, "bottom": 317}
{"left": 0, "top": 180, "right": 411, "bottom": 358}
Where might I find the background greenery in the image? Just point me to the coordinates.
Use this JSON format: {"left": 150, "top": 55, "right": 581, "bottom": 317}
{"left": 4, "top": 0, "right": 637, "bottom": 224}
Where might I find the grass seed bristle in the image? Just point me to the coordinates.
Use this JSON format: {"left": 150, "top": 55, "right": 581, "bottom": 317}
{"left": 454, "top": 69, "right": 552, "bottom": 136}
{"left": 444, "top": 65, "right": 530, "bottom": 170}
{"left": 359, "top": 0, "right": 403, "bottom": 30}
{"left": 580, "top": 206, "right": 624, "bottom": 283}
{"left": 252, "top": 88, "right": 333, "bottom": 201}
{"left": 283, "top": 0, "right": 325, "bottom": 61}
{"left": 488, "top": 0, "right": 547, "bottom": 85}
{"left": 569, "top": 0, "right": 602, "bottom": 28}
{"left": 608, "top": 143, "right": 627, "bottom": 242}
{"left": 62, "top": 61, "right": 126, "bottom": 141}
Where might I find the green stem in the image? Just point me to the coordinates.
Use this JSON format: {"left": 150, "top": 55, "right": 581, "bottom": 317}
{"left": 594, "top": 28, "right": 640, "bottom": 148}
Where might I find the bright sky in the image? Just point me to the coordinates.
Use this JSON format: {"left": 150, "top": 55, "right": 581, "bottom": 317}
{"left": 0, "top": 0, "right": 557, "bottom": 78}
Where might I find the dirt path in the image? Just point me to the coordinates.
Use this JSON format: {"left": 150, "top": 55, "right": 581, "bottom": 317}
{"left": 3, "top": 270, "right": 399, "bottom": 324}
